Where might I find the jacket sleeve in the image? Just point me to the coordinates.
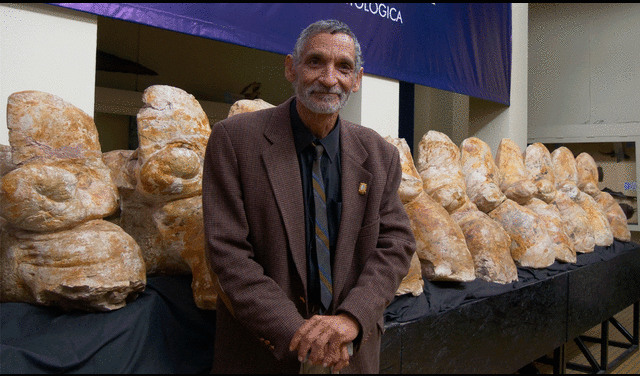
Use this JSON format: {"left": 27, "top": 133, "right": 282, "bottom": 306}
{"left": 335, "top": 145, "right": 416, "bottom": 349}
{"left": 202, "top": 120, "right": 305, "bottom": 360}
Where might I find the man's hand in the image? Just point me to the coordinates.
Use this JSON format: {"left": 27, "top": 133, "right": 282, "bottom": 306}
{"left": 289, "top": 313, "right": 359, "bottom": 373}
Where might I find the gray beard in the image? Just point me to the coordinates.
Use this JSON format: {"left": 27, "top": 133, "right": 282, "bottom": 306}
{"left": 294, "top": 82, "right": 351, "bottom": 114}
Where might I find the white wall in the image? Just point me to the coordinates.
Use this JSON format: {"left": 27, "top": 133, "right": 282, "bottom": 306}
{"left": 528, "top": 3, "right": 639, "bottom": 236}
{"left": 339, "top": 83, "right": 362, "bottom": 131}
{"left": 0, "top": 3, "right": 97, "bottom": 146}
{"left": 341, "top": 74, "right": 399, "bottom": 138}
{"left": 361, "top": 74, "right": 399, "bottom": 138}
{"left": 528, "top": 3, "right": 640, "bottom": 141}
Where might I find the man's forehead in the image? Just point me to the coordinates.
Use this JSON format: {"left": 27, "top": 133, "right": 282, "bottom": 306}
{"left": 301, "top": 32, "right": 356, "bottom": 57}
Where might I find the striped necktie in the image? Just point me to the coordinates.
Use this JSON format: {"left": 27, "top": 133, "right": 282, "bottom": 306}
{"left": 312, "top": 142, "right": 332, "bottom": 312}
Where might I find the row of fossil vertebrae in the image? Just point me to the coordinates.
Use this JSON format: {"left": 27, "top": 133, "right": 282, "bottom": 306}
{"left": 388, "top": 131, "right": 630, "bottom": 297}
{"left": 0, "top": 87, "right": 273, "bottom": 312}
{"left": 0, "top": 89, "right": 629, "bottom": 307}
{"left": 0, "top": 91, "right": 146, "bottom": 311}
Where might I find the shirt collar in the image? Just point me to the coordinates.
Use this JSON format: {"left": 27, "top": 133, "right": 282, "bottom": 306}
{"left": 290, "top": 98, "right": 340, "bottom": 163}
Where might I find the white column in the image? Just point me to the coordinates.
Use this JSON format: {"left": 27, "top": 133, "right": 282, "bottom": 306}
{"left": 0, "top": 3, "right": 97, "bottom": 145}
{"left": 341, "top": 73, "right": 400, "bottom": 138}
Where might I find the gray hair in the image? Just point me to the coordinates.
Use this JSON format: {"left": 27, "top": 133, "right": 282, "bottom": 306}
{"left": 292, "top": 19, "right": 364, "bottom": 73}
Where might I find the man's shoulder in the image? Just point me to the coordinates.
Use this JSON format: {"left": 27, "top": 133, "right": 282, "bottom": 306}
{"left": 214, "top": 97, "right": 293, "bottom": 134}
{"left": 216, "top": 104, "right": 278, "bottom": 129}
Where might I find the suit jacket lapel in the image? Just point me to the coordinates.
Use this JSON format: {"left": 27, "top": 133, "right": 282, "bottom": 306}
{"left": 261, "top": 103, "right": 372, "bottom": 308}
{"left": 333, "top": 121, "right": 371, "bottom": 303}
{"left": 262, "top": 98, "right": 308, "bottom": 293}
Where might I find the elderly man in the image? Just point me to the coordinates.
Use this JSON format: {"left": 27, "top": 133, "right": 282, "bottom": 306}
{"left": 203, "top": 19, "right": 415, "bottom": 373}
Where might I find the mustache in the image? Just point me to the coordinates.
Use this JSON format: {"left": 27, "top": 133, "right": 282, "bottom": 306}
{"left": 305, "top": 83, "right": 345, "bottom": 96}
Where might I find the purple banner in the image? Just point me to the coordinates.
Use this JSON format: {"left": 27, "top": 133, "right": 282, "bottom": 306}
{"left": 50, "top": 3, "right": 511, "bottom": 105}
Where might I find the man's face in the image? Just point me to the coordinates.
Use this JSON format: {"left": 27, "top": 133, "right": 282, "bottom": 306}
{"left": 286, "top": 32, "right": 363, "bottom": 115}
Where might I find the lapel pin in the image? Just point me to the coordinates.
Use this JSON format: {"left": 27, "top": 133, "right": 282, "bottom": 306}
{"left": 358, "top": 182, "right": 367, "bottom": 195}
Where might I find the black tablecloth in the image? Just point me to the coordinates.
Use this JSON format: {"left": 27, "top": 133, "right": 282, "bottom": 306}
{"left": 1, "top": 276, "right": 216, "bottom": 374}
{"left": 1, "top": 240, "right": 638, "bottom": 373}
{"left": 385, "top": 240, "right": 640, "bottom": 324}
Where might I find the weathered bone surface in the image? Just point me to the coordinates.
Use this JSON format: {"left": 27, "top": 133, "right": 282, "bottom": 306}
{"left": 136, "top": 85, "right": 211, "bottom": 201}
{"left": 460, "top": 137, "right": 555, "bottom": 268}
{"left": 102, "top": 149, "right": 136, "bottom": 193}
{"left": 413, "top": 132, "right": 516, "bottom": 283}
{"left": 495, "top": 139, "right": 537, "bottom": 205}
{"left": 575, "top": 152, "right": 600, "bottom": 197}
{"left": 578, "top": 191, "right": 614, "bottom": 246}
{"left": 0, "top": 91, "right": 145, "bottom": 311}
{"left": 383, "top": 137, "right": 424, "bottom": 296}
{"left": 552, "top": 147, "right": 613, "bottom": 247}
{"left": 459, "top": 137, "right": 506, "bottom": 213}
{"left": 488, "top": 199, "right": 555, "bottom": 268}
{"left": 550, "top": 189, "right": 596, "bottom": 253}
{"left": 5, "top": 91, "right": 102, "bottom": 166}
{"left": 525, "top": 143, "right": 596, "bottom": 253}
{"left": 385, "top": 136, "right": 473, "bottom": 284}
{"left": 550, "top": 147, "right": 579, "bottom": 190}
{"left": 0, "top": 144, "right": 11, "bottom": 251}
{"left": 385, "top": 136, "right": 423, "bottom": 204}
{"left": 1, "top": 160, "right": 118, "bottom": 232}
{"left": 575, "top": 152, "right": 631, "bottom": 241}
{"left": 524, "top": 198, "right": 576, "bottom": 263}
{"left": 0, "top": 144, "right": 14, "bottom": 176}
{"left": 451, "top": 201, "right": 518, "bottom": 284}
{"left": 227, "top": 98, "right": 275, "bottom": 117}
{"left": 386, "top": 136, "right": 474, "bottom": 282}
{"left": 396, "top": 252, "right": 424, "bottom": 297}
{"left": 106, "top": 85, "right": 216, "bottom": 310}
{"left": 562, "top": 185, "right": 614, "bottom": 247}
{"left": 405, "top": 191, "right": 475, "bottom": 282}
{"left": 1, "top": 92, "right": 118, "bottom": 231}
{"left": 417, "top": 131, "right": 469, "bottom": 213}
{"left": 1, "top": 220, "right": 145, "bottom": 311}
{"left": 595, "top": 191, "right": 631, "bottom": 242}
{"left": 497, "top": 140, "right": 575, "bottom": 263}
{"left": 523, "top": 143, "right": 557, "bottom": 204}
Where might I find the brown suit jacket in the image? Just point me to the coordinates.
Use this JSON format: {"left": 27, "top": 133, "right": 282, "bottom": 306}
{"left": 202, "top": 97, "right": 415, "bottom": 373}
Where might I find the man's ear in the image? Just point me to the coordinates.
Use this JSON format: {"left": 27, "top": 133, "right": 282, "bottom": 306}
{"left": 351, "top": 67, "right": 364, "bottom": 93}
{"left": 284, "top": 55, "right": 296, "bottom": 83}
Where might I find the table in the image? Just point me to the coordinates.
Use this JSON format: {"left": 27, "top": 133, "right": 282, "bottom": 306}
{"left": 380, "top": 240, "right": 640, "bottom": 373}
{"left": 1, "top": 241, "right": 638, "bottom": 374}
